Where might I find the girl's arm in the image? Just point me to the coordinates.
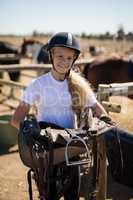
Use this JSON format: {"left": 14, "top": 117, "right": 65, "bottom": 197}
{"left": 10, "top": 101, "right": 30, "bottom": 129}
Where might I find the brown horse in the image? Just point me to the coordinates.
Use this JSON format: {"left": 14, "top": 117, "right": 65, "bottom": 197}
{"left": 21, "top": 38, "right": 50, "bottom": 64}
{"left": 82, "top": 58, "right": 133, "bottom": 92}
{"left": 21, "top": 38, "right": 42, "bottom": 56}
{"left": 0, "top": 41, "right": 20, "bottom": 81}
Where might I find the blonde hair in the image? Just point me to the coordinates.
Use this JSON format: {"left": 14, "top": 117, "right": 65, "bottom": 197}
{"left": 67, "top": 70, "right": 94, "bottom": 127}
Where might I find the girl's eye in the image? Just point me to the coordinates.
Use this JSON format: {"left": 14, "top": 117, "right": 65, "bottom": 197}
{"left": 56, "top": 55, "right": 63, "bottom": 59}
{"left": 67, "top": 57, "right": 73, "bottom": 61}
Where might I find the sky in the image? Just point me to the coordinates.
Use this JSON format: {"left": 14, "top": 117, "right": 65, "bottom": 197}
{"left": 0, "top": 0, "right": 133, "bottom": 35}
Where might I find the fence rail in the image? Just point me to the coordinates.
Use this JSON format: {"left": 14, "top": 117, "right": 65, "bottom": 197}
{"left": 98, "top": 82, "right": 133, "bottom": 101}
{"left": 0, "top": 59, "right": 93, "bottom": 72}
{"left": 0, "top": 78, "right": 26, "bottom": 89}
{"left": 0, "top": 64, "right": 52, "bottom": 71}
{"left": 97, "top": 82, "right": 133, "bottom": 113}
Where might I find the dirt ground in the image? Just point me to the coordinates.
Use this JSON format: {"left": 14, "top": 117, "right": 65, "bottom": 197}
{"left": 0, "top": 146, "right": 133, "bottom": 200}
{"left": 0, "top": 149, "right": 29, "bottom": 200}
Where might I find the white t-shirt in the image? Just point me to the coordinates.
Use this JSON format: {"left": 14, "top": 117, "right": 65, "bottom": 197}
{"left": 21, "top": 72, "right": 97, "bottom": 128}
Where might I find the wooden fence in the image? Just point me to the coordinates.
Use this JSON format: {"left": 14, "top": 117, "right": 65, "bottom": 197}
{"left": 0, "top": 64, "right": 133, "bottom": 113}
{"left": 97, "top": 82, "right": 133, "bottom": 113}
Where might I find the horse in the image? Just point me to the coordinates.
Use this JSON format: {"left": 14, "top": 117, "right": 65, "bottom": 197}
{"left": 0, "top": 41, "right": 18, "bottom": 54}
{"left": 82, "top": 57, "right": 133, "bottom": 90}
{"left": 37, "top": 43, "right": 50, "bottom": 64}
{"left": 89, "top": 45, "right": 105, "bottom": 56}
{"left": 0, "top": 41, "right": 20, "bottom": 81}
{"left": 21, "top": 39, "right": 50, "bottom": 64}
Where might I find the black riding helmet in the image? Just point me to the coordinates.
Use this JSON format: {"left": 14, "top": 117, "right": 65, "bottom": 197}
{"left": 47, "top": 32, "right": 81, "bottom": 64}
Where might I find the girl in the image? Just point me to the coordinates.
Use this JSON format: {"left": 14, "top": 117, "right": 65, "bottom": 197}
{"left": 11, "top": 32, "right": 111, "bottom": 200}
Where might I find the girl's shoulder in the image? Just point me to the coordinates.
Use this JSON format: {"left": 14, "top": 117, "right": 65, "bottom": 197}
{"left": 69, "top": 70, "right": 91, "bottom": 89}
{"left": 26, "top": 72, "right": 50, "bottom": 91}
{"left": 33, "top": 72, "right": 51, "bottom": 85}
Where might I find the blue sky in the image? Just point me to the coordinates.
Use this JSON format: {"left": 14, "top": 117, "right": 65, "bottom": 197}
{"left": 0, "top": 0, "right": 133, "bottom": 35}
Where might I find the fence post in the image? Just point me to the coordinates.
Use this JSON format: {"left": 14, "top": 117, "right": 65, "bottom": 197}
{"left": 97, "top": 84, "right": 110, "bottom": 102}
{"left": 96, "top": 135, "right": 107, "bottom": 200}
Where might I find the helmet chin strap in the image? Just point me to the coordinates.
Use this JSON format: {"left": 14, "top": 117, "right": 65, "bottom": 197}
{"left": 49, "top": 51, "right": 63, "bottom": 76}
{"left": 65, "top": 58, "right": 77, "bottom": 78}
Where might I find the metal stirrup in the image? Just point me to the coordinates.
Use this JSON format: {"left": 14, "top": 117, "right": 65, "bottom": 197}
{"left": 65, "top": 135, "right": 91, "bottom": 166}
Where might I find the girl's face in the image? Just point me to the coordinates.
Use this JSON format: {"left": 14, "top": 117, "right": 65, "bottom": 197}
{"left": 51, "top": 46, "right": 76, "bottom": 74}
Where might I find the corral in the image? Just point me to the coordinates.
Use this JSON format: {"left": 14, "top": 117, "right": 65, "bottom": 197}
{"left": 0, "top": 36, "right": 133, "bottom": 200}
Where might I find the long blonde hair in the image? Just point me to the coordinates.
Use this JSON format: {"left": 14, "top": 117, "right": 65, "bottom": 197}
{"left": 67, "top": 70, "right": 94, "bottom": 127}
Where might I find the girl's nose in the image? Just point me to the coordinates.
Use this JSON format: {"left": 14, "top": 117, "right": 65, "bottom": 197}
{"left": 64, "top": 60, "right": 72, "bottom": 68}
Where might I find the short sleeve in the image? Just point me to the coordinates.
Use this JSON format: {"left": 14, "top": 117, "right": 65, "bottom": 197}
{"left": 86, "top": 91, "right": 97, "bottom": 107}
{"left": 21, "top": 79, "right": 41, "bottom": 105}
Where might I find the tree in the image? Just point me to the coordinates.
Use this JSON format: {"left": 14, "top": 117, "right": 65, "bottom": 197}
{"left": 117, "top": 25, "right": 125, "bottom": 40}
{"left": 32, "top": 30, "right": 39, "bottom": 37}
